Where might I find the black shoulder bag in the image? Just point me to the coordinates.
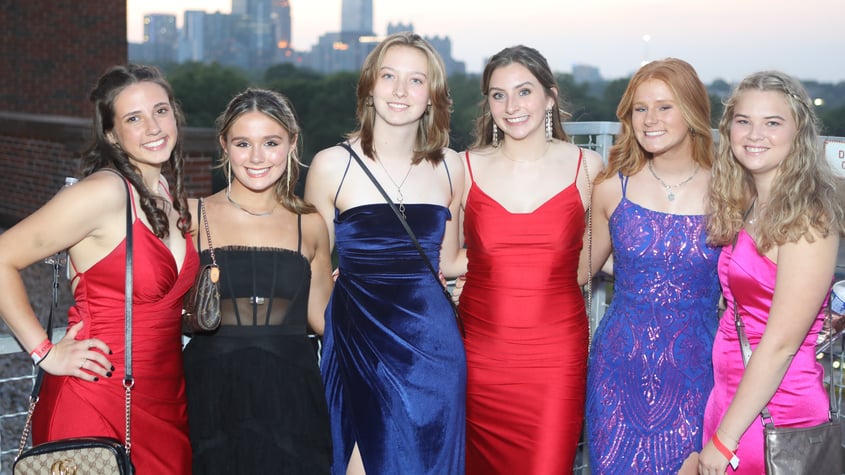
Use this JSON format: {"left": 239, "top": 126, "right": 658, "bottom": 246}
{"left": 338, "top": 142, "right": 465, "bottom": 337}
{"left": 13, "top": 177, "right": 136, "bottom": 475}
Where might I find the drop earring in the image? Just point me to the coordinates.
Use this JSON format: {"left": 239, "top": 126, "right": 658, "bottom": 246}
{"left": 545, "top": 108, "right": 553, "bottom": 142}
{"left": 285, "top": 149, "right": 293, "bottom": 192}
{"left": 492, "top": 122, "right": 499, "bottom": 147}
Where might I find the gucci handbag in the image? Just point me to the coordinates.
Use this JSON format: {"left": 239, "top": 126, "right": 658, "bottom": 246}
{"left": 734, "top": 293, "right": 842, "bottom": 475}
{"left": 183, "top": 197, "right": 221, "bottom": 333}
{"left": 13, "top": 176, "right": 136, "bottom": 474}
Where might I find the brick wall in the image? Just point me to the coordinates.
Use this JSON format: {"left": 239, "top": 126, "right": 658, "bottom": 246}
{"left": 0, "top": 0, "right": 215, "bottom": 226}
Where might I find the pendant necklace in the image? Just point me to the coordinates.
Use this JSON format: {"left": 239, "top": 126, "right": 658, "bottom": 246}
{"left": 647, "top": 161, "right": 700, "bottom": 201}
{"left": 226, "top": 188, "right": 276, "bottom": 217}
{"left": 375, "top": 157, "right": 414, "bottom": 218}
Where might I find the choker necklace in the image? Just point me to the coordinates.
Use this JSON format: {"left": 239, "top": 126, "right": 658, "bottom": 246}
{"left": 226, "top": 188, "right": 276, "bottom": 217}
{"left": 375, "top": 157, "right": 414, "bottom": 218}
{"left": 647, "top": 161, "right": 700, "bottom": 201}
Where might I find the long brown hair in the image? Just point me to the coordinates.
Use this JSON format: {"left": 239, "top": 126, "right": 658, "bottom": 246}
{"left": 216, "top": 88, "right": 315, "bottom": 214}
{"left": 348, "top": 31, "right": 452, "bottom": 165}
{"left": 471, "top": 45, "right": 570, "bottom": 149}
{"left": 82, "top": 63, "right": 190, "bottom": 237}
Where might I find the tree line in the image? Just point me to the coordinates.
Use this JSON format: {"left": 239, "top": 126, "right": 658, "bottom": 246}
{"left": 164, "top": 61, "right": 845, "bottom": 166}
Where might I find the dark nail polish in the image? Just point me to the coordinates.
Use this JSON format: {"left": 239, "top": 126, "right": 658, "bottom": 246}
{"left": 109, "top": 350, "right": 113, "bottom": 355}
{"left": 110, "top": 366, "right": 115, "bottom": 371}
{"left": 93, "top": 377, "right": 99, "bottom": 382}
{"left": 106, "top": 372, "right": 112, "bottom": 378}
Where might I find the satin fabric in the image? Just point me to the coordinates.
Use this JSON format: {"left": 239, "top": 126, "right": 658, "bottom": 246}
{"left": 33, "top": 193, "right": 198, "bottom": 474}
{"left": 586, "top": 175, "right": 721, "bottom": 474}
{"left": 702, "top": 230, "right": 829, "bottom": 474}
{"left": 460, "top": 151, "right": 588, "bottom": 474}
{"left": 321, "top": 203, "right": 466, "bottom": 475}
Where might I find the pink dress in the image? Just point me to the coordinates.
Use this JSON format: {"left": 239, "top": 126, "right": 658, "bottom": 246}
{"left": 703, "top": 230, "right": 829, "bottom": 473}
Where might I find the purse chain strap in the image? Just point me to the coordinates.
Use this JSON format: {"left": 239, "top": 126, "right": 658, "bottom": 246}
{"left": 16, "top": 173, "right": 135, "bottom": 459}
{"left": 199, "top": 198, "right": 217, "bottom": 266}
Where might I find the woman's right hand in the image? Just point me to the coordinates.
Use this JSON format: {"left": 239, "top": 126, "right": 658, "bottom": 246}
{"left": 39, "top": 320, "right": 114, "bottom": 382}
{"left": 451, "top": 274, "right": 466, "bottom": 304}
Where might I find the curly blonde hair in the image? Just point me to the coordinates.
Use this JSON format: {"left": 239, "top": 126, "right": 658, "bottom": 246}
{"left": 596, "top": 58, "right": 713, "bottom": 183}
{"left": 706, "top": 70, "right": 845, "bottom": 250}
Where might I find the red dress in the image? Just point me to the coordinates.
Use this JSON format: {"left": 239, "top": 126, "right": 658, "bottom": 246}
{"left": 32, "top": 190, "right": 199, "bottom": 474}
{"left": 461, "top": 150, "right": 589, "bottom": 474}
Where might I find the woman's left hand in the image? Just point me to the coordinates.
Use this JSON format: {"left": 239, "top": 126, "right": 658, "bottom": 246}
{"left": 698, "top": 439, "right": 730, "bottom": 475}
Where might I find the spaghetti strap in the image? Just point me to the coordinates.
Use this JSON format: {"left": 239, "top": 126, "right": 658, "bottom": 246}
{"left": 195, "top": 199, "right": 202, "bottom": 252}
{"left": 464, "top": 151, "right": 475, "bottom": 183}
{"left": 443, "top": 158, "right": 454, "bottom": 197}
{"left": 296, "top": 213, "right": 302, "bottom": 254}
{"left": 573, "top": 149, "right": 583, "bottom": 185}
{"left": 333, "top": 148, "right": 354, "bottom": 209}
{"left": 619, "top": 172, "right": 630, "bottom": 198}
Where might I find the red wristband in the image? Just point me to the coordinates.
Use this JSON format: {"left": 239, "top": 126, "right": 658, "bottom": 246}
{"left": 29, "top": 338, "right": 53, "bottom": 366}
{"left": 712, "top": 432, "right": 740, "bottom": 470}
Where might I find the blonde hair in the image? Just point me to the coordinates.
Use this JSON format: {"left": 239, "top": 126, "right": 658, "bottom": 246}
{"left": 597, "top": 58, "right": 713, "bottom": 183}
{"left": 349, "top": 31, "right": 452, "bottom": 165}
{"left": 706, "top": 70, "right": 845, "bottom": 250}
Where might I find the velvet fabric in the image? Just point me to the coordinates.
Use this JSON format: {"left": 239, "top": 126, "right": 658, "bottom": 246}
{"left": 321, "top": 203, "right": 466, "bottom": 474}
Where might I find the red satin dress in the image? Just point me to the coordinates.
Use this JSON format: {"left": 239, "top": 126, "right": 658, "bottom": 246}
{"left": 460, "top": 150, "right": 589, "bottom": 474}
{"left": 32, "top": 188, "right": 199, "bottom": 474}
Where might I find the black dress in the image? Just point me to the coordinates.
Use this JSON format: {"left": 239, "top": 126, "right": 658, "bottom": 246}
{"left": 184, "top": 216, "right": 331, "bottom": 474}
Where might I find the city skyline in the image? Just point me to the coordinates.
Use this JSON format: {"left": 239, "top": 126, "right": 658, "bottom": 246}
{"left": 127, "top": 0, "right": 845, "bottom": 84}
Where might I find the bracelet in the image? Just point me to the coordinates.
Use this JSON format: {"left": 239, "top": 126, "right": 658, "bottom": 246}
{"left": 712, "top": 432, "right": 740, "bottom": 470}
{"left": 29, "top": 338, "right": 54, "bottom": 366}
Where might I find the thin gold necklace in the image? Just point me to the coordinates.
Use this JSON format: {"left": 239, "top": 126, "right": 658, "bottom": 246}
{"left": 647, "top": 161, "right": 700, "bottom": 201}
{"left": 500, "top": 142, "right": 550, "bottom": 163}
{"left": 226, "top": 188, "right": 277, "bottom": 217}
{"left": 375, "top": 157, "right": 414, "bottom": 218}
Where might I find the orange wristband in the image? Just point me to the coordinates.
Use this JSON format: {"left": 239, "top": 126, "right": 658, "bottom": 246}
{"left": 29, "top": 338, "right": 53, "bottom": 366}
{"left": 712, "top": 432, "right": 740, "bottom": 470}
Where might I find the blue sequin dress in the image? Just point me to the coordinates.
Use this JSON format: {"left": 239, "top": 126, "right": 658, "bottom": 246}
{"left": 585, "top": 174, "right": 721, "bottom": 474}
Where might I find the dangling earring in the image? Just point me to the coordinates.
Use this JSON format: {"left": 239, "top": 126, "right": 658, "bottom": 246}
{"left": 366, "top": 96, "right": 374, "bottom": 107}
{"left": 226, "top": 156, "right": 232, "bottom": 197}
{"left": 285, "top": 149, "right": 293, "bottom": 192}
{"left": 545, "top": 108, "right": 553, "bottom": 142}
{"left": 492, "top": 122, "right": 499, "bottom": 147}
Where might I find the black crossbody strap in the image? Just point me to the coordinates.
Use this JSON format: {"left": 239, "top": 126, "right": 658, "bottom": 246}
{"left": 339, "top": 142, "right": 442, "bottom": 284}
{"left": 338, "top": 142, "right": 464, "bottom": 336}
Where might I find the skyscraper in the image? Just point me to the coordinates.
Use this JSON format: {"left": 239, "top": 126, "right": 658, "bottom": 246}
{"left": 341, "top": 0, "right": 373, "bottom": 34}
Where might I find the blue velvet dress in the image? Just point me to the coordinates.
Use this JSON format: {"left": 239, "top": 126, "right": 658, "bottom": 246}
{"left": 321, "top": 203, "right": 467, "bottom": 475}
{"left": 585, "top": 175, "right": 721, "bottom": 474}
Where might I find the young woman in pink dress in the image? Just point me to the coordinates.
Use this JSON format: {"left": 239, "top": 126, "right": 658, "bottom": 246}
{"left": 695, "top": 71, "right": 845, "bottom": 473}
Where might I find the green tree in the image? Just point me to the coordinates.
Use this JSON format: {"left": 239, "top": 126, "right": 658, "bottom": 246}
{"left": 167, "top": 62, "right": 251, "bottom": 127}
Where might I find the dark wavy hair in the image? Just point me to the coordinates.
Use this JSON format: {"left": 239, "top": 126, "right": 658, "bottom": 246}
{"left": 81, "top": 63, "right": 190, "bottom": 238}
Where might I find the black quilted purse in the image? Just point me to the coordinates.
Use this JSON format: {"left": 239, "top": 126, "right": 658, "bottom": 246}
{"left": 13, "top": 175, "right": 136, "bottom": 475}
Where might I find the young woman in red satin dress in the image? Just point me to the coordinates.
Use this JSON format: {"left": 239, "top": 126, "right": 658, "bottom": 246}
{"left": 0, "top": 64, "right": 198, "bottom": 474}
{"left": 458, "top": 45, "right": 603, "bottom": 474}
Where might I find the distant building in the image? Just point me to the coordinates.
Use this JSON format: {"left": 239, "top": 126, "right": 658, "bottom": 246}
{"left": 129, "top": 0, "right": 463, "bottom": 76}
{"left": 341, "top": 0, "right": 374, "bottom": 35}
{"left": 143, "top": 13, "right": 178, "bottom": 64}
{"left": 572, "top": 64, "right": 602, "bottom": 84}
{"left": 178, "top": 10, "right": 205, "bottom": 63}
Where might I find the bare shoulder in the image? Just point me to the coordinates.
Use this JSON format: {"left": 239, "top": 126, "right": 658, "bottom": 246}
{"left": 301, "top": 211, "right": 330, "bottom": 237}
{"left": 309, "top": 145, "right": 353, "bottom": 174}
{"left": 441, "top": 148, "right": 464, "bottom": 173}
{"left": 70, "top": 170, "right": 128, "bottom": 214}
